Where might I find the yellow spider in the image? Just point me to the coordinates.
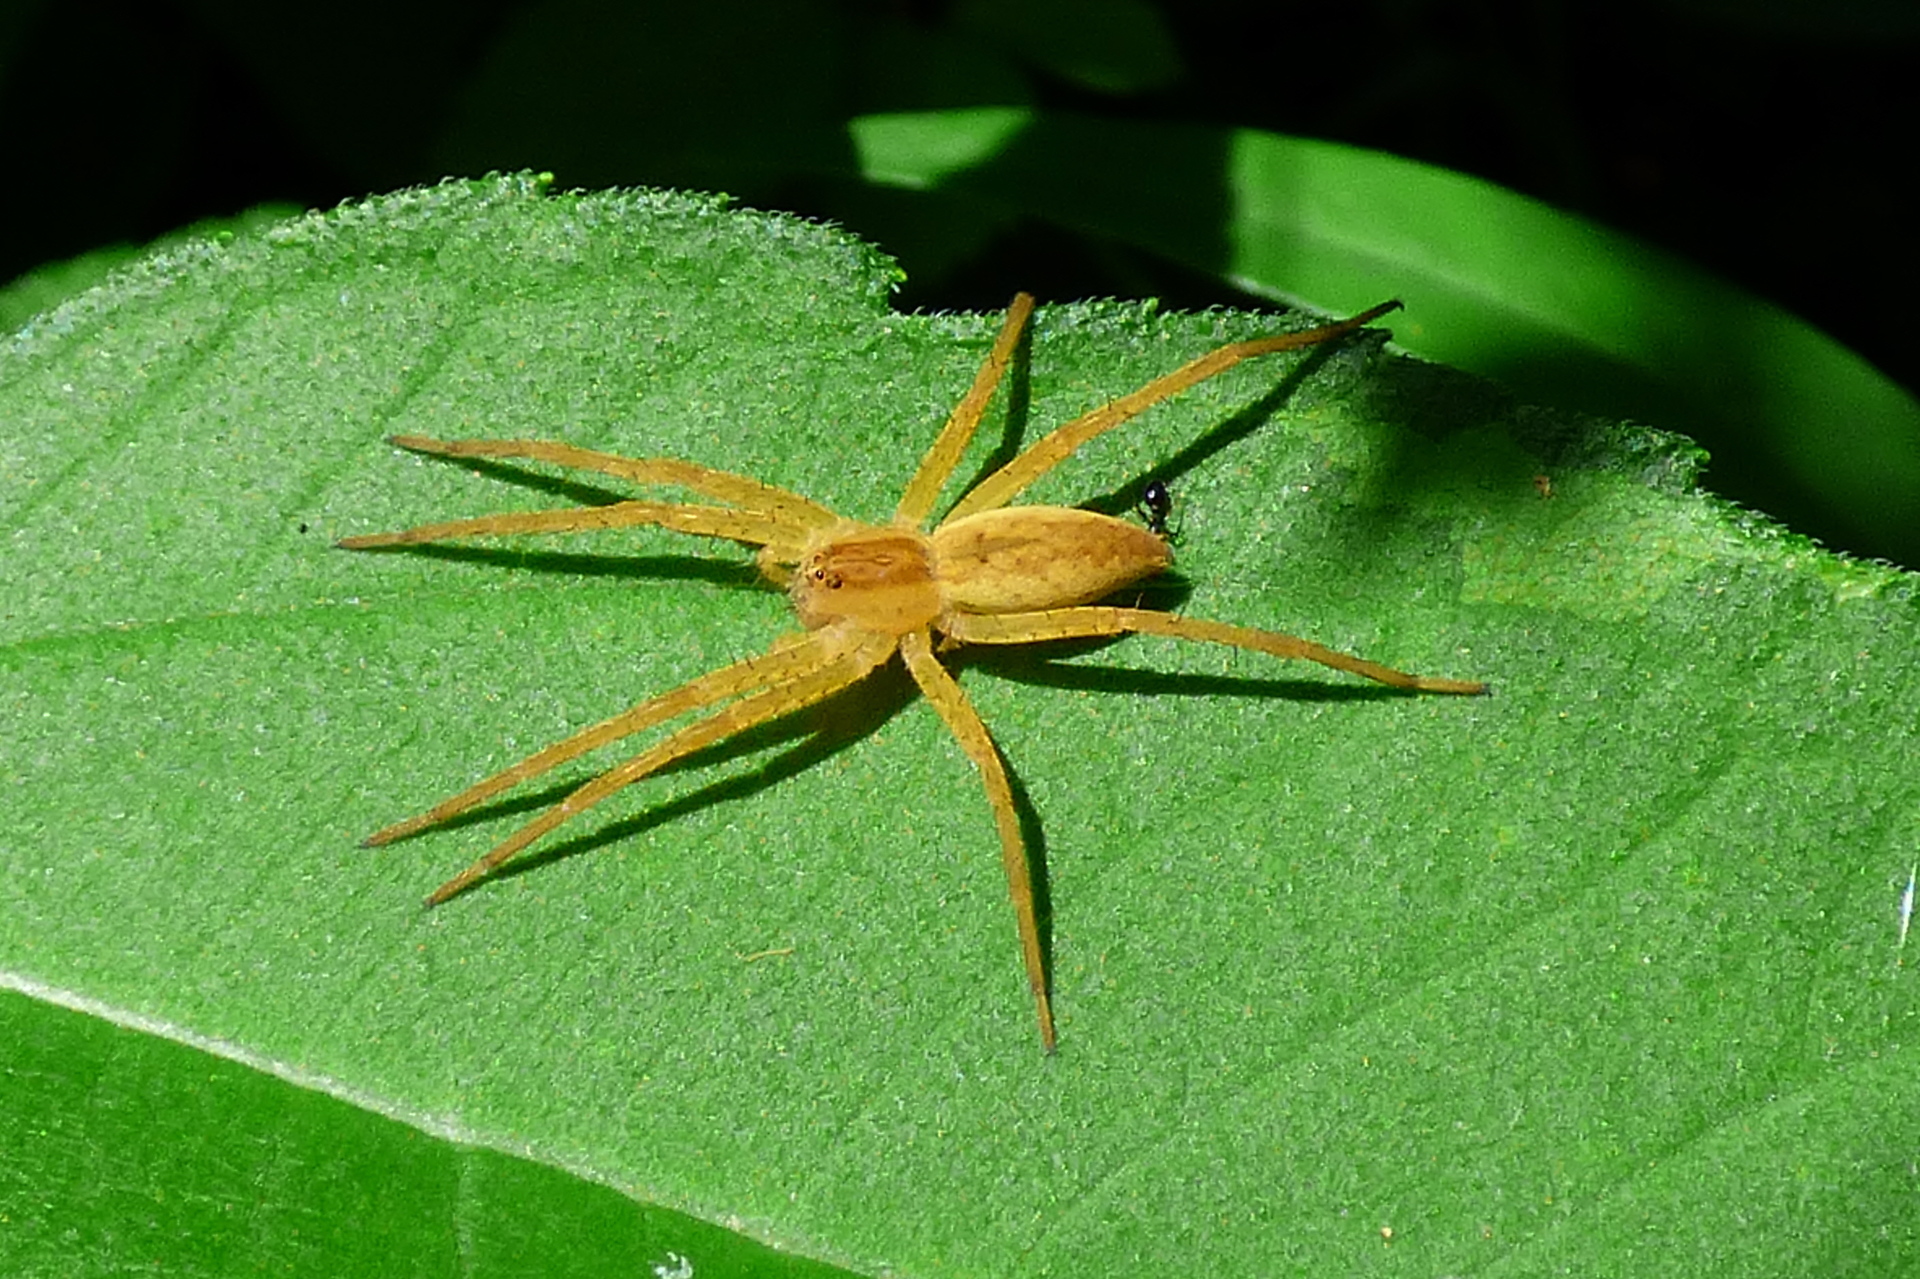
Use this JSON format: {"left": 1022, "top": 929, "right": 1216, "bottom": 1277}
{"left": 341, "top": 294, "right": 1486, "bottom": 1051}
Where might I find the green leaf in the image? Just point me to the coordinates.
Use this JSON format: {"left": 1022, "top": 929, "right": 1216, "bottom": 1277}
{"left": 0, "top": 203, "right": 302, "bottom": 334}
{"left": 5, "top": 174, "right": 1918, "bottom": 1276}
{"left": 848, "top": 108, "right": 1920, "bottom": 571}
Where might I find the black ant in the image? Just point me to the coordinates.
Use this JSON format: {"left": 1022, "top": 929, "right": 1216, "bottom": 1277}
{"left": 1136, "top": 479, "right": 1176, "bottom": 540}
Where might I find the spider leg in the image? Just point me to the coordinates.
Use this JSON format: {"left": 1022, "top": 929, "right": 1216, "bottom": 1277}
{"left": 893, "top": 294, "right": 1036, "bottom": 528}
{"left": 898, "top": 628, "right": 1056, "bottom": 1053}
{"left": 362, "top": 630, "right": 828, "bottom": 847}
{"left": 941, "top": 300, "right": 1403, "bottom": 523}
{"left": 945, "top": 606, "right": 1487, "bottom": 694}
{"left": 424, "top": 628, "right": 896, "bottom": 905}
{"left": 387, "top": 435, "right": 841, "bottom": 531}
{"left": 337, "top": 499, "right": 804, "bottom": 556}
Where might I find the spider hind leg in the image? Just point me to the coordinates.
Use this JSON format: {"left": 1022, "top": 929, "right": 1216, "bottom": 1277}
{"left": 899, "top": 628, "right": 1057, "bottom": 1053}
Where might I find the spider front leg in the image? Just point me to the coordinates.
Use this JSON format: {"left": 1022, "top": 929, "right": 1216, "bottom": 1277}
{"left": 359, "top": 630, "right": 834, "bottom": 849}
{"left": 420, "top": 627, "right": 896, "bottom": 905}
{"left": 338, "top": 435, "right": 840, "bottom": 561}
{"left": 336, "top": 499, "right": 803, "bottom": 555}
{"left": 380, "top": 435, "right": 842, "bottom": 531}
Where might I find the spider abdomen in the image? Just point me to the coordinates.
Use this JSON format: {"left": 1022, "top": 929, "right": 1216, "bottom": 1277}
{"left": 933, "top": 506, "right": 1171, "bottom": 615}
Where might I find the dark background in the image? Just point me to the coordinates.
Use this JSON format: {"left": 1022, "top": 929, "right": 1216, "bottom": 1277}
{"left": 4, "top": 0, "right": 1915, "bottom": 531}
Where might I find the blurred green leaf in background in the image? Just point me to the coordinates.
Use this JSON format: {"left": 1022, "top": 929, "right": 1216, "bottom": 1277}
{"left": 4, "top": 175, "right": 1917, "bottom": 1277}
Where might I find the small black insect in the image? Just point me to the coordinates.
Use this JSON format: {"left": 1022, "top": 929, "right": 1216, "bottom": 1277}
{"left": 1137, "top": 479, "right": 1174, "bottom": 539}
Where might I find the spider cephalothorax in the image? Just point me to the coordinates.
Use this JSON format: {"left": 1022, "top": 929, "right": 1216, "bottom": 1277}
{"left": 341, "top": 295, "right": 1485, "bottom": 1051}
